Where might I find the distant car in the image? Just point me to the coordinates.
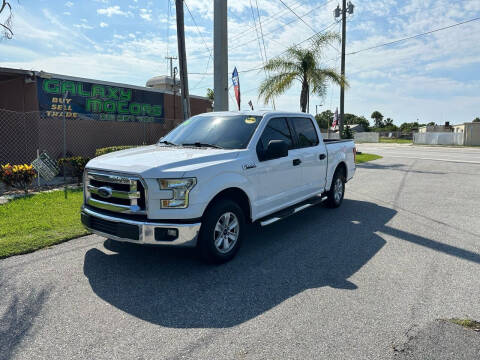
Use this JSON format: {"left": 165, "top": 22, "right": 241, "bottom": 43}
{"left": 81, "top": 111, "right": 356, "bottom": 263}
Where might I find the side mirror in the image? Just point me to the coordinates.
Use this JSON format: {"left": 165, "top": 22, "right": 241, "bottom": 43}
{"left": 266, "top": 140, "right": 288, "bottom": 160}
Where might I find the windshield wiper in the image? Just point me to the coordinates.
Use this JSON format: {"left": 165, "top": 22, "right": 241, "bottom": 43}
{"left": 182, "top": 142, "right": 224, "bottom": 149}
{"left": 158, "top": 140, "right": 178, "bottom": 146}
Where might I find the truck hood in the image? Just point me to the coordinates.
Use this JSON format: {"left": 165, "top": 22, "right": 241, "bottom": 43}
{"left": 86, "top": 145, "right": 240, "bottom": 177}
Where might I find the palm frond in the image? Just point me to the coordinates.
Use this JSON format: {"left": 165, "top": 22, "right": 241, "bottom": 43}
{"left": 310, "top": 31, "right": 341, "bottom": 51}
{"left": 263, "top": 56, "right": 302, "bottom": 74}
{"left": 309, "top": 67, "right": 349, "bottom": 97}
{"left": 258, "top": 72, "right": 298, "bottom": 104}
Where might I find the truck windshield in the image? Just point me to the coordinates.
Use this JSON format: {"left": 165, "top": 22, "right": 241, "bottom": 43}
{"left": 160, "top": 114, "right": 262, "bottom": 149}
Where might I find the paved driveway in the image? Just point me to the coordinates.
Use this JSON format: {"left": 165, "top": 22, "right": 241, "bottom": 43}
{"left": 1, "top": 144, "right": 480, "bottom": 359}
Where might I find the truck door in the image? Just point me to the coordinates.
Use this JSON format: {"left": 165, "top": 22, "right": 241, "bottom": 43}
{"left": 288, "top": 117, "right": 328, "bottom": 196}
{"left": 250, "top": 117, "right": 304, "bottom": 217}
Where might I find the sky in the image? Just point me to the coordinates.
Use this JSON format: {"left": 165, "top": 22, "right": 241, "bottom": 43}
{"left": 0, "top": 0, "right": 479, "bottom": 125}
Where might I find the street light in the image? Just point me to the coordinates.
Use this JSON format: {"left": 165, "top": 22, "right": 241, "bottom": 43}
{"left": 316, "top": 104, "right": 323, "bottom": 116}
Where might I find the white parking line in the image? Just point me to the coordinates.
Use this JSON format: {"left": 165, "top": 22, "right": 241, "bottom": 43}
{"left": 386, "top": 155, "right": 480, "bottom": 164}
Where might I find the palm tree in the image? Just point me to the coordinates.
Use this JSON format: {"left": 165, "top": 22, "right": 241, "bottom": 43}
{"left": 258, "top": 32, "right": 348, "bottom": 113}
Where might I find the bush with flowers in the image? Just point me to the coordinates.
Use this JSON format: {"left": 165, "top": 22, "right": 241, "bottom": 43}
{"left": 0, "top": 164, "right": 37, "bottom": 193}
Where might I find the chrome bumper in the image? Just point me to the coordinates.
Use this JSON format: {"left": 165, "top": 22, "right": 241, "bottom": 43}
{"left": 81, "top": 207, "right": 201, "bottom": 247}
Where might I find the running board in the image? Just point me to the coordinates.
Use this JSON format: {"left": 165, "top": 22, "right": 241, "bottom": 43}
{"left": 258, "top": 194, "right": 327, "bottom": 227}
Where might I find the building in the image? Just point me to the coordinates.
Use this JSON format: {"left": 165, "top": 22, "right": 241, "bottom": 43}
{"left": 452, "top": 122, "right": 480, "bottom": 146}
{"left": 0, "top": 67, "right": 212, "bottom": 164}
{"left": 417, "top": 122, "right": 453, "bottom": 133}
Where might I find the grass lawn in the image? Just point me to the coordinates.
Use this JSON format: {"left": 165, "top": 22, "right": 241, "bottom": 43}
{"left": 0, "top": 189, "right": 89, "bottom": 259}
{"left": 356, "top": 153, "right": 382, "bottom": 164}
{"left": 379, "top": 138, "right": 413, "bottom": 144}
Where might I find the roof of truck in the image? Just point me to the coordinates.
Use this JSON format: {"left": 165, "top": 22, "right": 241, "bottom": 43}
{"left": 201, "top": 110, "right": 313, "bottom": 117}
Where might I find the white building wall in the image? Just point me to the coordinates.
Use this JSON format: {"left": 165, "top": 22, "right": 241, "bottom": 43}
{"left": 354, "top": 132, "right": 379, "bottom": 143}
{"left": 414, "top": 132, "right": 464, "bottom": 145}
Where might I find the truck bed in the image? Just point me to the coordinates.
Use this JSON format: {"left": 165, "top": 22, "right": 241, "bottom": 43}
{"left": 323, "top": 139, "right": 354, "bottom": 144}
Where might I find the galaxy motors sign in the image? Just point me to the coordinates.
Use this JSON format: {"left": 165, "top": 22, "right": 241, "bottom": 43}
{"left": 37, "top": 77, "right": 165, "bottom": 123}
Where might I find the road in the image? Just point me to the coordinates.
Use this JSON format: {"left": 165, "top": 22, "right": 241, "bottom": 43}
{"left": 1, "top": 144, "right": 480, "bottom": 359}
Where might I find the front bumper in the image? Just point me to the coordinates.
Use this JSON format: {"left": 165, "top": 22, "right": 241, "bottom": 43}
{"left": 81, "top": 207, "right": 201, "bottom": 247}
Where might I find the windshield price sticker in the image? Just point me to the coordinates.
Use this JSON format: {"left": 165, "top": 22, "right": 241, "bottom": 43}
{"left": 32, "top": 152, "right": 60, "bottom": 181}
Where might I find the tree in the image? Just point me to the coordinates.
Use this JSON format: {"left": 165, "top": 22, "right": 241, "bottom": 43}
{"left": 399, "top": 122, "right": 424, "bottom": 133}
{"left": 1, "top": 0, "right": 14, "bottom": 39}
{"left": 258, "top": 32, "right": 347, "bottom": 113}
{"left": 206, "top": 88, "right": 214, "bottom": 102}
{"left": 473, "top": 117, "right": 480, "bottom": 123}
{"left": 315, "top": 110, "right": 333, "bottom": 130}
{"left": 343, "top": 113, "right": 370, "bottom": 131}
{"left": 427, "top": 121, "right": 436, "bottom": 126}
{"left": 371, "top": 111, "right": 384, "bottom": 128}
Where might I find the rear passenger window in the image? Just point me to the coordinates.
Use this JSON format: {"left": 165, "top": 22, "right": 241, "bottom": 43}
{"left": 292, "top": 118, "right": 319, "bottom": 148}
{"left": 257, "top": 117, "right": 293, "bottom": 161}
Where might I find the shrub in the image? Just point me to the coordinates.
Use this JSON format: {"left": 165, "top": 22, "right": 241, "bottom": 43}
{"left": 341, "top": 125, "right": 354, "bottom": 139}
{"left": 0, "top": 164, "right": 37, "bottom": 194}
{"left": 95, "top": 146, "right": 136, "bottom": 157}
{"left": 57, "top": 156, "right": 89, "bottom": 182}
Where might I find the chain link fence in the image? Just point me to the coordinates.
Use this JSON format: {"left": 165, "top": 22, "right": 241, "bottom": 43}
{"left": 0, "top": 108, "right": 182, "bottom": 165}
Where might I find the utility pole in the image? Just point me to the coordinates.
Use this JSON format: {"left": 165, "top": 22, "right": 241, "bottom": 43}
{"left": 214, "top": 0, "right": 228, "bottom": 111}
{"left": 334, "top": 1, "right": 354, "bottom": 138}
{"left": 165, "top": 56, "right": 177, "bottom": 77}
{"left": 175, "top": 0, "right": 191, "bottom": 120}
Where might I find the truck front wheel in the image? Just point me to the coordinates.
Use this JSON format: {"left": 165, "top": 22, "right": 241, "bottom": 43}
{"left": 198, "top": 199, "right": 245, "bottom": 263}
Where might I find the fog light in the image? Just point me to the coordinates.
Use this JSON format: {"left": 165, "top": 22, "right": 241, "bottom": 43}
{"left": 154, "top": 228, "right": 178, "bottom": 241}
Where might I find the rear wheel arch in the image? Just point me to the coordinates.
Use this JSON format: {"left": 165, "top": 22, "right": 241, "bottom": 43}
{"left": 334, "top": 161, "right": 347, "bottom": 181}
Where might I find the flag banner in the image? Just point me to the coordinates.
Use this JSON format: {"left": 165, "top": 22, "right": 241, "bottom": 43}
{"left": 332, "top": 107, "right": 339, "bottom": 128}
{"left": 232, "top": 67, "right": 241, "bottom": 110}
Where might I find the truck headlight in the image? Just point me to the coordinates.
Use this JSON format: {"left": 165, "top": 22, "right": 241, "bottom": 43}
{"left": 158, "top": 178, "right": 197, "bottom": 208}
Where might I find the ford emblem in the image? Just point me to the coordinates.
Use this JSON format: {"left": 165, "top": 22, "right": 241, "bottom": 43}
{"left": 97, "top": 186, "right": 113, "bottom": 199}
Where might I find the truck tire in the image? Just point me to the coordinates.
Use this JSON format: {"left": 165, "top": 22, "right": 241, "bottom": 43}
{"left": 197, "top": 199, "right": 245, "bottom": 263}
{"left": 325, "top": 168, "right": 345, "bottom": 208}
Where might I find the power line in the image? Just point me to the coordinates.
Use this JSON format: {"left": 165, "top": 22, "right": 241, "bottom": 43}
{"left": 255, "top": 0, "right": 275, "bottom": 109}
{"left": 277, "top": 0, "right": 318, "bottom": 34}
{"left": 184, "top": 0, "right": 213, "bottom": 90}
{"left": 189, "top": 21, "right": 337, "bottom": 77}
{"left": 347, "top": 16, "right": 480, "bottom": 55}
{"left": 228, "top": 0, "right": 304, "bottom": 43}
{"left": 186, "top": 0, "right": 335, "bottom": 62}
{"left": 184, "top": 0, "right": 212, "bottom": 56}
{"left": 230, "top": 0, "right": 334, "bottom": 53}
{"left": 249, "top": 0, "right": 265, "bottom": 65}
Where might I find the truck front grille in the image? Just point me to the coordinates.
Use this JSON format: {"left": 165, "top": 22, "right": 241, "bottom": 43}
{"left": 85, "top": 171, "right": 147, "bottom": 215}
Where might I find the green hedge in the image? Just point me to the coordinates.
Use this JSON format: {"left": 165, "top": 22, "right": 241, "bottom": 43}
{"left": 57, "top": 156, "right": 89, "bottom": 182}
{"left": 95, "top": 146, "right": 136, "bottom": 157}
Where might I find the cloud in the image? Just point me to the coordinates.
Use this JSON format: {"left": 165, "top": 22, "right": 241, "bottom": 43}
{"left": 139, "top": 8, "right": 152, "bottom": 21}
{"left": 65, "top": 1, "right": 74, "bottom": 8}
{"left": 74, "top": 24, "right": 94, "bottom": 30}
{"left": 97, "top": 6, "right": 129, "bottom": 17}
{"left": 100, "top": 22, "right": 108, "bottom": 28}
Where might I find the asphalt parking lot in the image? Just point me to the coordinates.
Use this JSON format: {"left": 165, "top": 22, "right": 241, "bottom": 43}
{"left": 1, "top": 144, "right": 480, "bottom": 359}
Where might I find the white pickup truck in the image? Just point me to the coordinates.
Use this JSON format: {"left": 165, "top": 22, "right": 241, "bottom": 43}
{"left": 81, "top": 111, "right": 356, "bottom": 262}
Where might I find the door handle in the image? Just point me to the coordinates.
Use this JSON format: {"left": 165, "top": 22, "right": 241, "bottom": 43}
{"left": 319, "top": 154, "right": 326, "bottom": 160}
{"left": 293, "top": 159, "right": 302, "bottom": 166}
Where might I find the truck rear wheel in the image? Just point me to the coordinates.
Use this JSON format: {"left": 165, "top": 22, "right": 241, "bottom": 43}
{"left": 197, "top": 199, "right": 245, "bottom": 263}
{"left": 325, "top": 169, "right": 345, "bottom": 208}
